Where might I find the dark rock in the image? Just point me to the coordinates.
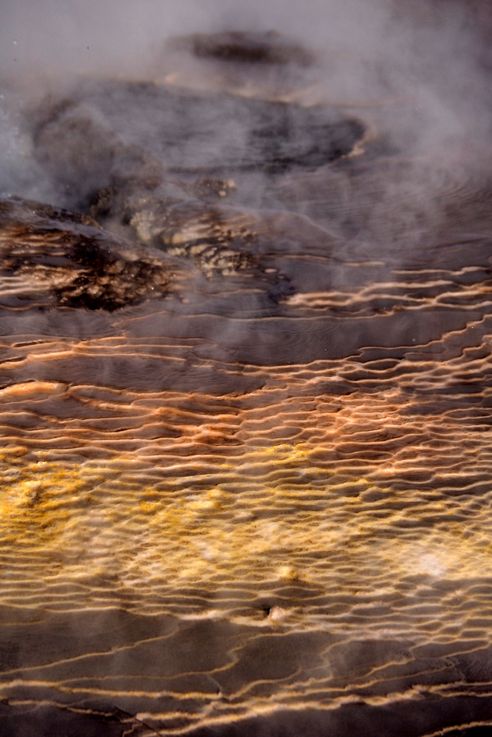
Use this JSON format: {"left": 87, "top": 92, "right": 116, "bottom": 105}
{"left": 168, "top": 30, "right": 316, "bottom": 67}
{"left": 0, "top": 197, "right": 171, "bottom": 311}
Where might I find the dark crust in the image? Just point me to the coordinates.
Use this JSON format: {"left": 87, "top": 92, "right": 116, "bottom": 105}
{"left": 171, "top": 31, "right": 316, "bottom": 66}
{"left": 0, "top": 198, "right": 171, "bottom": 311}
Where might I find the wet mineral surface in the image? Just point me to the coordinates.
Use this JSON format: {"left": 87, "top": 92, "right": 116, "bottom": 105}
{"left": 0, "top": 20, "right": 492, "bottom": 737}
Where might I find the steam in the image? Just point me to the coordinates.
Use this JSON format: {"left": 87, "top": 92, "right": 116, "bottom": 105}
{"left": 0, "top": 0, "right": 490, "bottom": 249}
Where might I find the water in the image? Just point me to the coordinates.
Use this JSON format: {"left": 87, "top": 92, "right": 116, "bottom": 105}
{"left": 0, "top": 20, "right": 492, "bottom": 737}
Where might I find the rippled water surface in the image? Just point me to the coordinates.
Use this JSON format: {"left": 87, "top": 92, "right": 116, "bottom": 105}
{"left": 1, "top": 9, "right": 492, "bottom": 736}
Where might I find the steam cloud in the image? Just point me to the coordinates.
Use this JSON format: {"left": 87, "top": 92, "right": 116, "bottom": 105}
{"left": 0, "top": 0, "right": 490, "bottom": 249}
